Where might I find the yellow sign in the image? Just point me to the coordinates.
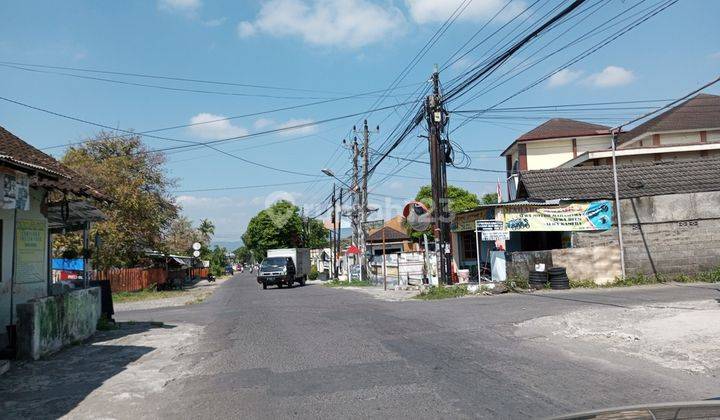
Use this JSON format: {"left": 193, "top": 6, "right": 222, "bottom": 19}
{"left": 503, "top": 201, "right": 613, "bottom": 232}
{"left": 15, "top": 219, "right": 47, "bottom": 284}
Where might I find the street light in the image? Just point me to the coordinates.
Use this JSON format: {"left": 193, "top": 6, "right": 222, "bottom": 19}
{"left": 321, "top": 168, "right": 356, "bottom": 191}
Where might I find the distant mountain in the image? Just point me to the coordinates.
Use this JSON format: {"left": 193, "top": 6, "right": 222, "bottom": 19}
{"left": 211, "top": 240, "right": 244, "bottom": 251}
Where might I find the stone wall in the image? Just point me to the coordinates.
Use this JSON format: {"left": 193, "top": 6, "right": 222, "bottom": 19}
{"left": 16, "top": 287, "right": 101, "bottom": 360}
{"left": 507, "top": 246, "right": 620, "bottom": 284}
{"left": 573, "top": 191, "right": 720, "bottom": 277}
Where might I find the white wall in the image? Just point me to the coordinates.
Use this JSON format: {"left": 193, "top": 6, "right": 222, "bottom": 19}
{"left": 576, "top": 135, "right": 612, "bottom": 154}
{"left": 0, "top": 187, "right": 48, "bottom": 331}
{"left": 660, "top": 131, "right": 701, "bottom": 146}
{"left": 526, "top": 139, "right": 574, "bottom": 170}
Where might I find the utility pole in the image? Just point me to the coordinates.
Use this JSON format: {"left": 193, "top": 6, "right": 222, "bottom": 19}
{"left": 337, "top": 188, "right": 343, "bottom": 277}
{"left": 426, "top": 65, "right": 451, "bottom": 285}
{"left": 360, "top": 120, "right": 370, "bottom": 281}
{"left": 331, "top": 184, "right": 337, "bottom": 279}
{"left": 351, "top": 136, "right": 362, "bottom": 280}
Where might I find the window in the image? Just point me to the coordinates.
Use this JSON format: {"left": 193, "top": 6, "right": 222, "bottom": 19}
{"left": 460, "top": 231, "right": 477, "bottom": 260}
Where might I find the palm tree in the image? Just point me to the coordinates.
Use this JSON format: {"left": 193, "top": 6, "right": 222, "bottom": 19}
{"left": 198, "top": 218, "right": 215, "bottom": 245}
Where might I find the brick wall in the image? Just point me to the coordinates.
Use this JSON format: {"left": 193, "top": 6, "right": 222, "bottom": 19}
{"left": 573, "top": 191, "right": 720, "bottom": 277}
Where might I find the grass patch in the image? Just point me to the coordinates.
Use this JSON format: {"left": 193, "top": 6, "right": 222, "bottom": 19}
{"left": 569, "top": 267, "right": 720, "bottom": 289}
{"left": 414, "top": 285, "right": 469, "bottom": 300}
{"left": 112, "top": 287, "right": 189, "bottom": 303}
{"left": 569, "top": 279, "right": 599, "bottom": 289}
{"left": 324, "top": 279, "right": 373, "bottom": 287}
{"left": 505, "top": 276, "right": 529, "bottom": 292}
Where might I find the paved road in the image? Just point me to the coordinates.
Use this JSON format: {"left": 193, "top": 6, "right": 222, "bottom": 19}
{"left": 114, "top": 273, "right": 720, "bottom": 419}
{"left": 3, "top": 273, "right": 719, "bottom": 419}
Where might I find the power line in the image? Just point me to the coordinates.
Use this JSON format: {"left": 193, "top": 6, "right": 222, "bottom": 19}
{"left": 0, "top": 59, "right": 422, "bottom": 96}
{"left": 173, "top": 180, "right": 319, "bottom": 193}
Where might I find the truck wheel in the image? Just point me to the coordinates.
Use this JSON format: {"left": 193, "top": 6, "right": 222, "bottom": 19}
{"left": 300, "top": 276, "right": 306, "bottom": 286}
{"left": 278, "top": 283, "right": 283, "bottom": 288}
{"left": 262, "top": 282, "right": 267, "bottom": 290}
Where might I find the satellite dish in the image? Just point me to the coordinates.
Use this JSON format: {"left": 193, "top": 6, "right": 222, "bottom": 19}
{"left": 193, "top": 250, "right": 201, "bottom": 257}
{"left": 192, "top": 242, "right": 201, "bottom": 251}
{"left": 403, "top": 201, "right": 431, "bottom": 232}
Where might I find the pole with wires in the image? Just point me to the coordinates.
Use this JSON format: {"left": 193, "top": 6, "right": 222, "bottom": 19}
{"left": 361, "top": 120, "right": 370, "bottom": 282}
{"left": 337, "top": 188, "right": 343, "bottom": 277}
{"left": 426, "top": 65, "right": 451, "bottom": 285}
{"left": 351, "top": 136, "right": 362, "bottom": 281}
{"left": 610, "top": 130, "right": 626, "bottom": 279}
{"left": 331, "top": 184, "right": 337, "bottom": 279}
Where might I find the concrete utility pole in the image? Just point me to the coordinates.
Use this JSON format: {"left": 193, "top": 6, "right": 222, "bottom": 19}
{"left": 426, "top": 65, "right": 451, "bottom": 285}
{"left": 351, "top": 137, "right": 361, "bottom": 280}
{"left": 331, "top": 184, "right": 336, "bottom": 279}
{"left": 360, "top": 120, "right": 370, "bottom": 281}
{"left": 337, "top": 188, "right": 343, "bottom": 276}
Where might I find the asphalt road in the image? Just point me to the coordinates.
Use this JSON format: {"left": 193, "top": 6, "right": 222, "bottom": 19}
{"left": 108, "top": 273, "right": 720, "bottom": 419}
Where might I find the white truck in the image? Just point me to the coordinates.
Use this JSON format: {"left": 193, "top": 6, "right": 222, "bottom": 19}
{"left": 257, "top": 248, "right": 311, "bottom": 289}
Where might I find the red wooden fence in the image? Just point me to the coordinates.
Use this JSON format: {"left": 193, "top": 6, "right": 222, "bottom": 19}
{"left": 94, "top": 267, "right": 167, "bottom": 292}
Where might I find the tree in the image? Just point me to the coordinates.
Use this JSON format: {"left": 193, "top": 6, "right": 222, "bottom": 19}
{"left": 197, "top": 218, "right": 215, "bottom": 245}
{"left": 406, "top": 184, "right": 480, "bottom": 241}
{"left": 242, "top": 200, "right": 329, "bottom": 261}
{"left": 482, "top": 192, "right": 498, "bottom": 204}
{"left": 163, "top": 216, "right": 201, "bottom": 255}
{"left": 233, "top": 246, "right": 254, "bottom": 264}
{"left": 209, "top": 245, "right": 228, "bottom": 276}
{"left": 59, "top": 132, "right": 179, "bottom": 268}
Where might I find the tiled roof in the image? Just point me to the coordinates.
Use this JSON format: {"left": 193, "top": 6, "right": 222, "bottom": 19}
{"left": 0, "top": 125, "right": 106, "bottom": 199}
{"left": 619, "top": 94, "right": 720, "bottom": 144}
{"left": 516, "top": 158, "right": 720, "bottom": 200}
{"left": 516, "top": 118, "right": 610, "bottom": 142}
{"left": 367, "top": 215, "right": 410, "bottom": 242}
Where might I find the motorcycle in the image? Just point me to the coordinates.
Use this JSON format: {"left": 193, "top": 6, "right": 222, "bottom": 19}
{"left": 207, "top": 274, "right": 216, "bottom": 283}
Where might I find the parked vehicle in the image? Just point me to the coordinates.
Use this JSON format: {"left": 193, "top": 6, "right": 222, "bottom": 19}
{"left": 257, "top": 248, "right": 310, "bottom": 289}
{"left": 207, "top": 274, "right": 216, "bottom": 283}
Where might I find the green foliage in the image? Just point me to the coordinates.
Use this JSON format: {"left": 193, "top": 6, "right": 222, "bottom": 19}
{"left": 242, "top": 200, "right": 329, "bottom": 261}
{"left": 233, "top": 246, "right": 254, "bottom": 264}
{"left": 309, "top": 265, "right": 319, "bottom": 280}
{"left": 407, "top": 185, "right": 481, "bottom": 241}
{"left": 569, "top": 279, "right": 599, "bottom": 289}
{"left": 208, "top": 245, "right": 229, "bottom": 276}
{"left": 324, "top": 279, "right": 372, "bottom": 287}
{"left": 481, "top": 193, "right": 498, "bottom": 204}
{"left": 59, "top": 132, "right": 179, "bottom": 268}
{"left": 505, "top": 276, "right": 529, "bottom": 292}
{"left": 414, "top": 285, "right": 469, "bottom": 300}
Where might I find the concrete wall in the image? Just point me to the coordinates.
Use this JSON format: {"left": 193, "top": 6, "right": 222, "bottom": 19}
{"left": 573, "top": 191, "right": 720, "bottom": 277}
{"left": 506, "top": 246, "right": 620, "bottom": 284}
{"left": 16, "top": 287, "right": 101, "bottom": 360}
{"left": 0, "top": 187, "right": 48, "bottom": 331}
{"left": 526, "top": 139, "right": 574, "bottom": 170}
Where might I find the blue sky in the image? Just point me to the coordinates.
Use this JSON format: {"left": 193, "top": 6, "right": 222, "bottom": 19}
{"left": 1, "top": 0, "right": 719, "bottom": 243}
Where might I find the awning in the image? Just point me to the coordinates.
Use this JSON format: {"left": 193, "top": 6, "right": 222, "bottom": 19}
{"left": 48, "top": 200, "right": 107, "bottom": 232}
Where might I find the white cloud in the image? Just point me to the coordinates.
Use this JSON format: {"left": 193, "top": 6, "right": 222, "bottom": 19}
{"left": 188, "top": 113, "right": 249, "bottom": 139}
{"left": 158, "top": 0, "right": 201, "bottom": 16}
{"left": 202, "top": 17, "right": 227, "bottom": 27}
{"left": 547, "top": 68, "right": 583, "bottom": 88}
{"left": 237, "top": 0, "right": 407, "bottom": 48}
{"left": 709, "top": 51, "right": 720, "bottom": 59}
{"left": 405, "top": 0, "right": 526, "bottom": 24}
{"left": 277, "top": 118, "right": 318, "bottom": 136}
{"left": 253, "top": 118, "right": 275, "bottom": 130}
{"left": 237, "top": 21, "right": 257, "bottom": 37}
{"left": 585, "top": 66, "right": 635, "bottom": 88}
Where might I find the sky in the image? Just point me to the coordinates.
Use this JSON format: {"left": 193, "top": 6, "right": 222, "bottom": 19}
{"left": 1, "top": 0, "right": 719, "bottom": 244}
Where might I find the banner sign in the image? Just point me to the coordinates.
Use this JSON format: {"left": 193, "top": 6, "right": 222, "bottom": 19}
{"left": 15, "top": 219, "right": 47, "bottom": 284}
{"left": 481, "top": 230, "right": 510, "bottom": 241}
{"left": 503, "top": 200, "right": 613, "bottom": 232}
{"left": 475, "top": 219, "right": 503, "bottom": 232}
{"left": 2, "top": 172, "right": 30, "bottom": 211}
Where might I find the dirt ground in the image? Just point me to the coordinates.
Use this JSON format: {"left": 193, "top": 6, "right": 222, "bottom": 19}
{"left": 517, "top": 298, "right": 720, "bottom": 375}
{"left": 113, "top": 276, "right": 230, "bottom": 312}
